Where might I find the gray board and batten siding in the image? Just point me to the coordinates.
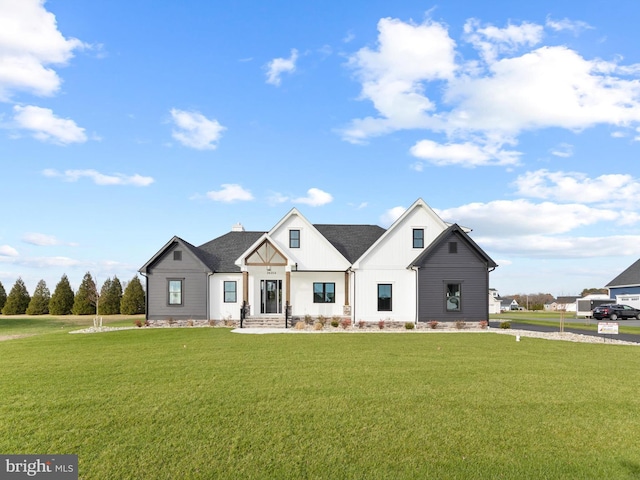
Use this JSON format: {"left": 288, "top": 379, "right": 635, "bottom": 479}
{"left": 141, "top": 237, "right": 210, "bottom": 321}
{"left": 411, "top": 225, "right": 497, "bottom": 322}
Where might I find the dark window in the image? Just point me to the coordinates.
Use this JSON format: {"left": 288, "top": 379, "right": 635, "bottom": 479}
{"left": 290, "top": 230, "right": 300, "bottom": 248}
{"left": 413, "top": 229, "right": 424, "bottom": 248}
{"left": 378, "top": 284, "right": 392, "bottom": 311}
{"left": 448, "top": 242, "right": 457, "bottom": 254}
{"left": 446, "top": 283, "right": 461, "bottom": 311}
{"left": 168, "top": 279, "right": 183, "bottom": 305}
{"left": 173, "top": 250, "right": 182, "bottom": 261}
{"left": 313, "top": 283, "right": 335, "bottom": 303}
{"left": 224, "top": 281, "right": 237, "bottom": 303}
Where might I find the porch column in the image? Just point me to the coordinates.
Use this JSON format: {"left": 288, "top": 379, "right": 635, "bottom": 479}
{"left": 285, "top": 271, "right": 291, "bottom": 305}
{"left": 344, "top": 271, "right": 350, "bottom": 306}
{"left": 242, "top": 271, "right": 249, "bottom": 303}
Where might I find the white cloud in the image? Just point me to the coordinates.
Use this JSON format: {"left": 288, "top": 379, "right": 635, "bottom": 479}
{"left": 477, "top": 234, "right": 640, "bottom": 258}
{"left": 0, "top": 245, "right": 18, "bottom": 257}
{"left": 42, "top": 168, "right": 154, "bottom": 186}
{"left": 343, "top": 15, "right": 640, "bottom": 166}
{"left": 21, "top": 232, "right": 78, "bottom": 247}
{"left": 170, "top": 108, "right": 225, "bottom": 150}
{"left": 410, "top": 139, "right": 521, "bottom": 167}
{"left": 265, "top": 49, "right": 298, "bottom": 86}
{"left": 0, "top": 0, "right": 86, "bottom": 100}
{"left": 13, "top": 105, "right": 86, "bottom": 144}
{"left": 550, "top": 143, "right": 573, "bottom": 158}
{"left": 342, "top": 17, "right": 456, "bottom": 143}
{"left": 435, "top": 199, "right": 621, "bottom": 237}
{"left": 22, "top": 233, "right": 58, "bottom": 246}
{"left": 380, "top": 206, "right": 406, "bottom": 227}
{"left": 206, "top": 184, "right": 254, "bottom": 203}
{"left": 545, "top": 17, "right": 592, "bottom": 34}
{"left": 512, "top": 170, "right": 640, "bottom": 206}
{"left": 463, "top": 19, "right": 543, "bottom": 64}
{"left": 292, "top": 188, "right": 333, "bottom": 207}
{"left": 267, "top": 192, "right": 290, "bottom": 206}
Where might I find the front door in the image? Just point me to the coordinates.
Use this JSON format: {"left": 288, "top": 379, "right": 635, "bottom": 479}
{"left": 260, "top": 279, "right": 282, "bottom": 314}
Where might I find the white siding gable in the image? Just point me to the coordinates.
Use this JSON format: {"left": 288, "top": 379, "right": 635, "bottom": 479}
{"left": 269, "top": 210, "right": 350, "bottom": 271}
{"left": 354, "top": 199, "right": 448, "bottom": 269}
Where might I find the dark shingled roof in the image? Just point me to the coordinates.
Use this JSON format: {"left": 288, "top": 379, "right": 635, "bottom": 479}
{"left": 313, "top": 224, "right": 386, "bottom": 263}
{"left": 197, "top": 231, "right": 265, "bottom": 272}
{"left": 606, "top": 258, "right": 640, "bottom": 287}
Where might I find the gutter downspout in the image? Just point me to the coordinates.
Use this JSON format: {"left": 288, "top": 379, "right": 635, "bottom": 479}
{"left": 140, "top": 271, "right": 149, "bottom": 321}
{"left": 207, "top": 271, "right": 214, "bottom": 321}
{"left": 409, "top": 266, "right": 419, "bottom": 325}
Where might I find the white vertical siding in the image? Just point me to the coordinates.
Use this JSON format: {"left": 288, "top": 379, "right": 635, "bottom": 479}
{"left": 209, "top": 273, "right": 243, "bottom": 320}
{"left": 290, "top": 271, "right": 346, "bottom": 317}
{"left": 269, "top": 214, "right": 350, "bottom": 270}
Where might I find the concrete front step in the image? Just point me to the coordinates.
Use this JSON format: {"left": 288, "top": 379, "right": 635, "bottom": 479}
{"left": 242, "top": 317, "right": 288, "bottom": 328}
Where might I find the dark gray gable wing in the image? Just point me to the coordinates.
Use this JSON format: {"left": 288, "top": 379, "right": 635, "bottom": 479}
{"left": 409, "top": 224, "right": 497, "bottom": 268}
{"left": 139, "top": 236, "right": 212, "bottom": 273}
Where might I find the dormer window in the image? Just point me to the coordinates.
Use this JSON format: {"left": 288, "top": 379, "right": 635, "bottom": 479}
{"left": 413, "top": 229, "right": 424, "bottom": 248}
{"left": 289, "top": 229, "right": 300, "bottom": 248}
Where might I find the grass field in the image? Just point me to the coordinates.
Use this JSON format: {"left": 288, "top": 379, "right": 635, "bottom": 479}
{"left": 2, "top": 318, "right": 640, "bottom": 479}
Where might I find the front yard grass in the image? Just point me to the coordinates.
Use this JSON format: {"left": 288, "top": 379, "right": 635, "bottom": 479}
{"left": 1, "top": 327, "right": 640, "bottom": 479}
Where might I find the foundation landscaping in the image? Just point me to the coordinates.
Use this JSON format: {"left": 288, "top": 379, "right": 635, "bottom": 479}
{"left": 2, "top": 315, "right": 640, "bottom": 478}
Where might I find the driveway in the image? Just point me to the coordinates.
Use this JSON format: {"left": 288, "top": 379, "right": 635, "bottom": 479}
{"left": 489, "top": 321, "right": 640, "bottom": 344}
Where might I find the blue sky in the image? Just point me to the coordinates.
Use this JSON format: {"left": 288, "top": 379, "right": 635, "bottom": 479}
{"left": 1, "top": 0, "right": 640, "bottom": 297}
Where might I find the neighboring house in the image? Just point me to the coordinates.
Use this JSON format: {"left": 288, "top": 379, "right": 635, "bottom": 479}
{"left": 606, "top": 258, "right": 640, "bottom": 298}
{"left": 548, "top": 296, "right": 579, "bottom": 312}
{"left": 488, "top": 290, "right": 501, "bottom": 315}
{"left": 500, "top": 297, "right": 519, "bottom": 312}
{"left": 139, "top": 198, "right": 497, "bottom": 325}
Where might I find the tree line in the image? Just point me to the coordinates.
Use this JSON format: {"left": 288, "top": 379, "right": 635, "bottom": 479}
{"left": 0, "top": 272, "right": 145, "bottom": 316}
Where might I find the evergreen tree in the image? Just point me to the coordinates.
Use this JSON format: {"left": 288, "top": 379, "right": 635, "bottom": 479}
{"left": 0, "top": 281, "right": 6, "bottom": 313}
{"left": 2, "top": 278, "right": 31, "bottom": 315}
{"left": 72, "top": 272, "right": 97, "bottom": 315}
{"left": 26, "top": 279, "right": 50, "bottom": 315}
{"left": 49, "top": 274, "right": 75, "bottom": 315}
{"left": 98, "top": 276, "right": 123, "bottom": 315}
{"left": 121, "top": 275, "right": 146, "bottom": 315}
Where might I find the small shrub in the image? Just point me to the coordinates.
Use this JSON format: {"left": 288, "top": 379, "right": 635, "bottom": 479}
{"left": 224, "top": 319, "right": 235, "bottom": 327}
{"left": 479, "top": 320, "right": 488, "bottom": 329}
{"left": 208, "top": 319, "right": 216, "bottom": 327}
{"left": 167, "top": 317, "right": 176, "bottom": 326}
{"left": 340, "top": 318, "right": 351, "bottom": 329}
{"left": 358, "top": 320, "right": 366, "bottom": 329}
{"left": 304, "top": 314, "right": 312, "bottom": 325}
{"left": 331, "top": 320, "right": 340, "bottom": 328}
{"left": 378, "top": 320, "right": 385, "bottom": 330}
{"left": 428, "top": 320, "right": 438, "bottom": 330}
{"left": 313, "top": 322, "right": 324, "bottom": 331}
{"left": 145, "top": 320, "right": 150, "bottom": 327}
{"left": 500, "top": 321, "right": 511, "bottom": 329}
{"left": 404, "top": 322, "right": 415, "bottom": 330}
{"left": 317, "top": 315, "right": 327, "bottom": 327}
{"left": 187, "top": 319, "right": 194, "bottom": 327}
{"left": 295, "top": 321, "right": 305, "bottom": 330}
{"left": 134, "top": 319, "right": 143, "bottom": 328}
{"left": 455, "top": 320, "right": 466, "bottom": 330}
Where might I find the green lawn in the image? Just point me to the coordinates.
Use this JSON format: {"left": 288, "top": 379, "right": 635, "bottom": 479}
{"left": 1, "top": 321, "right": 640, "bottom": 479}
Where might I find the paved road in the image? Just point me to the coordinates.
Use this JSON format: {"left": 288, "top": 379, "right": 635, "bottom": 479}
{"left": 489, "top": 321, "right": 640, "bottom": 344}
